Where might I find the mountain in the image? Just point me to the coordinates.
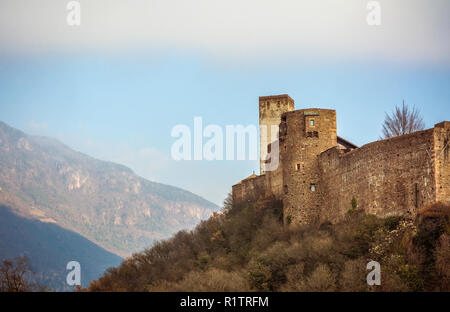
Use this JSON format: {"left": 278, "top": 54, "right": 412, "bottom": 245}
{"left": 0, "top": 204, "right": 122, "bottom": 291}
{"left": 0, "top": 120, "right": 219, "bottom": 259}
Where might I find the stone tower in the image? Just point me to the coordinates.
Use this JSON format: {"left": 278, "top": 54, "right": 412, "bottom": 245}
{"left": 259, "top": 95, "right": 294, "bottom": 174}
{"left": 280, "top": 108, "right": 337, "bottom": 224}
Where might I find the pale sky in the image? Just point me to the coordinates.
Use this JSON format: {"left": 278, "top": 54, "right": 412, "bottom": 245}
{"left": 0, "top": 0, "right": 449, "bottom": 205}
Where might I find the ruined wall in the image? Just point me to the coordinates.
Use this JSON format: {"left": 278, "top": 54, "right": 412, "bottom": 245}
{"left": 232, "top": 174, "right": 268, "bottom": 203}
{"left": 281, "top": 109, "right": 337, "bottom": 224}
{"left": 318, "top": 128, "right": 437, "bottom": 223}
{"left": 434, "top": 122, "right": 450, "bottom": 204}
{"left": 264, "top": 150, "right": 284, "bottom": 198}
{"left": 232, "top": 141, "right": 284, "bottom": 203}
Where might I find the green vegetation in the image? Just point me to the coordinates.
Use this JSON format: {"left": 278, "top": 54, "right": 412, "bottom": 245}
{"left": 85, "top": 197, "right": 450, "bottom": 292}
{"left": 286, "top": 215, "right": 292, "bottom": 225}
{"left": 347, "top": 196, "right": 358, "bottom": 215}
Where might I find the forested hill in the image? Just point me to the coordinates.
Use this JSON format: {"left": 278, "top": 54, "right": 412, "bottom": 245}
{"left": 85, "top": 197, "right": 449, "bottom": 292}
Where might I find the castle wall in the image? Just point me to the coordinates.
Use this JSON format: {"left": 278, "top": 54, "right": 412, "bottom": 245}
{"left": 232, "top": 94, "right": 449, "bottom": 226}
{"left": 317, "top": 128, "right": 437, "bottom": 223}
{"left": 232, "top": 174, "right": 268, "bottom": 203}
{"left": 265, "top": 154, "right": 284, "bottom": 198}
{"left": 434, "top": 122, "right": 450, "bottom": 204}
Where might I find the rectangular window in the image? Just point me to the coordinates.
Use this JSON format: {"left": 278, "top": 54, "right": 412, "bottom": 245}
{"left": 310, "top": 119, "right": 315, "bottom": 126}
{"left": 310, "top": 184, "right": 316, "bottom": 192}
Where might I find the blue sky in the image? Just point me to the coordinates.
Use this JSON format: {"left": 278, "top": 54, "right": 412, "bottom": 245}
{"left": 0, "top": 1, "right": 449, "bottom": 205}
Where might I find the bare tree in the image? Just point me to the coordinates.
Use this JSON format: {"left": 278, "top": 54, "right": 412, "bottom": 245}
{"left": 222, "top": 192, "right": 233, "bottom": 215}
{"left": 382, "top": 101, "right": 425, "bottom": 139}
{"left": 0, "top": 257, "right": 33, "bottom": 292}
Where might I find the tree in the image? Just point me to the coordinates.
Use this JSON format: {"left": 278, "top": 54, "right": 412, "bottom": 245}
{"left": 0, "top": 257, "right": 33, "bottom": 292}
{"left": 381, "top": 101, "right": 425, "bottom": 139}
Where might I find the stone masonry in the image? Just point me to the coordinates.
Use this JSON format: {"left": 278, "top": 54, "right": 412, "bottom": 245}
{"left": 232, "top": 94, "right": 450, "bottom": 225}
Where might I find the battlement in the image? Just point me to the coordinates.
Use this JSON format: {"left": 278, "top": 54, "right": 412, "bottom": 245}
{"left": 435, "top": 121, "right": 450, "bottom": 129}
{"left": 259, "top": 94, "right": 294, "bottom": 103}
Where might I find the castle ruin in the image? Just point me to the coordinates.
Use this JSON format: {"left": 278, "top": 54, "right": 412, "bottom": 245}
{"left": 232, "top": 94, "right": 450, "bottom": 225}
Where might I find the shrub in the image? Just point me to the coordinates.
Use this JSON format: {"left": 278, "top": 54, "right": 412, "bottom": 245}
{"left": 297, "top": 264, "right": 336, "bottom": 292}
{"left": 0, "top": 257, "right": 33, "bottom": 292}
{"left": 346, "top": 197, "right": 358, "bottom": 215}
{"left": 339, "top": 213, "right": 384, "bottom": 259}
{"left": 384, "top": 215, "right": 403, "bottom": 231}
{"left": 435, "top": 234, "right": 450, "bottom": 291}
{"left": 196, "top": 253, "right": 211, "bottom": 271}
{"left": 340, "top": 258, "right": 368, "bottom": 291}
{"left": 247, "top": 242, "right": 291, "bottom": 291}
{"left": 280, "top": 263, "right": 306, "bottom": 291}
{"left": 412, "top": 202, "right": 450, "bottom": 290}
{"left": 286, "top": 215, "right": 292, "bottom": 225}
{"left": 150, "top": 269, "right": 249, "bottom": 292}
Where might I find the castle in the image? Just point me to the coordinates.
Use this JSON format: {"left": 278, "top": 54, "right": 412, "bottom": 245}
{"left": 232, "top": 94, "right": 450, "bottom": 225}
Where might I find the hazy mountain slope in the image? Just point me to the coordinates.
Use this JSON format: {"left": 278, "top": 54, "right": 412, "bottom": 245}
{"left": 0, "top": 121, "right": 219, "bottom": 257}
{"left": 0, "top": 205, "right": 122, "bottom": 291}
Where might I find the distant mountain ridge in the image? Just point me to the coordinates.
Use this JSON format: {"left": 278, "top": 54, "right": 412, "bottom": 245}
{"left": 0, "top": 120, "right": 219, "bottom": 258}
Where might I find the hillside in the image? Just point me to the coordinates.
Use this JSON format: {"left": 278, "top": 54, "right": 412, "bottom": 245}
{"left": 85, "top": 197, "right": 450, "bottom": 292}
{"left": 0, "top": 121, "right": 218, "bottom": 257}
{"left": 0, "top": 205, "right": 122, "bottom": 291}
